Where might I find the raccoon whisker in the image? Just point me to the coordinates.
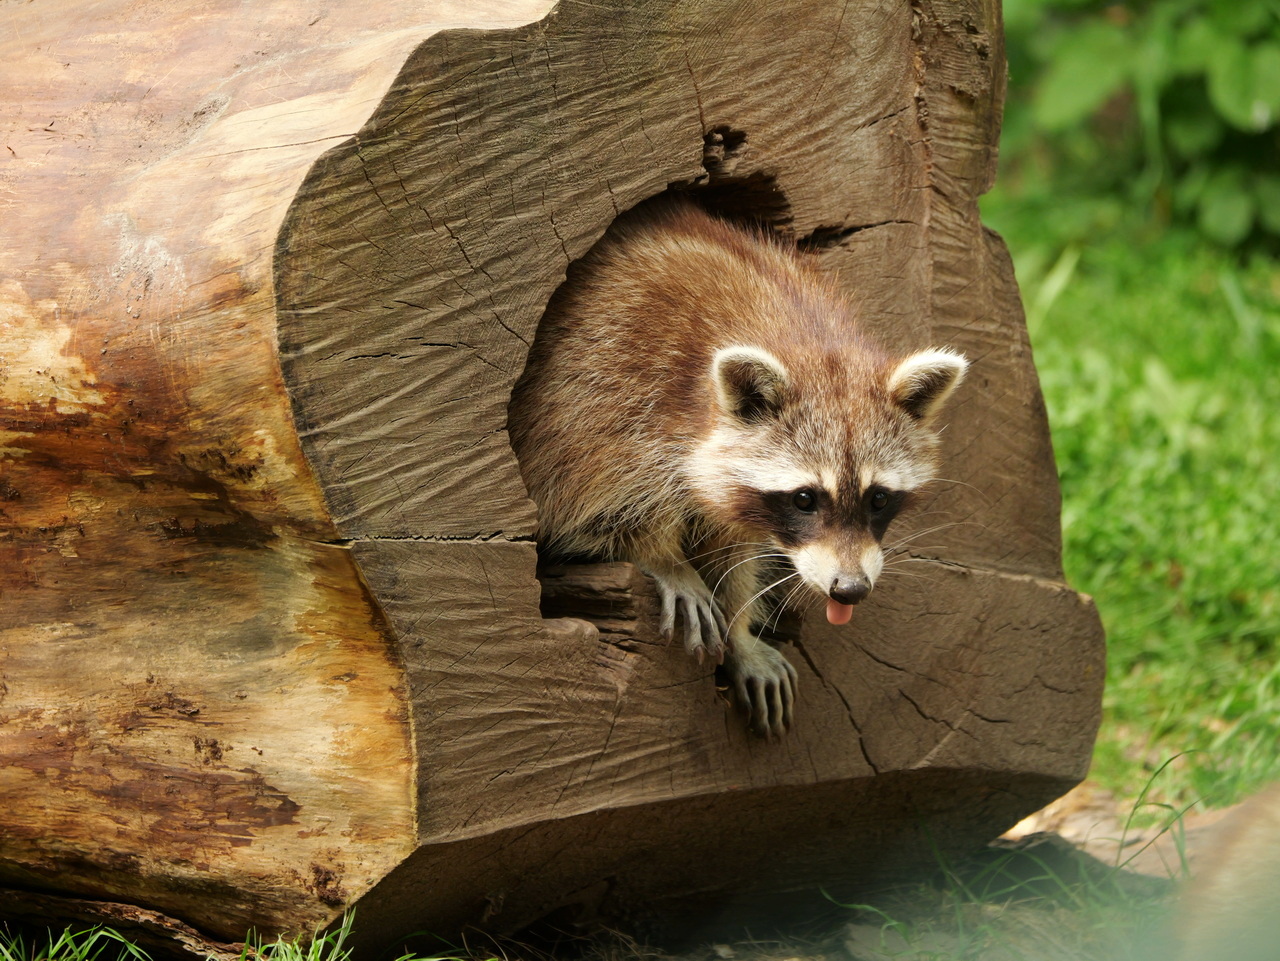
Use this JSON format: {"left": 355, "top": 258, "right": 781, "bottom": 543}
{"left": 881, "top": 555, "right": 938, "bottom": 569}
{"left": 893, "top": 520, "right": 963, "bottom": 539}
{"left": 898, "top": 517, "right": 985, "bottom": 535}
{"left": 702, "top": 546, "right": 784, "bottom": 570}
{"left": 785, "top": 581, "right": 819, "bottom": 627}
{"left": 687, "top": 548, "right": 760, "bottom": 565}
{"left": 890, "top": 519, "right": 962, "bottom": 534}
{"left": 760, "top": 595, "right": 785, "bottom": 636}
{"left": 883, "top": 544, "right": 949, "bottom": 562}
{"left": 783, "top": 589, "right": 827, "bottom": 631}
{"left": 929, "top": 476, "right": 988, "bottom": 498}
{"left": 798, "top": 592, "right": 825, "bottom": 620}
{"left": 877, "top": 567, "right": 931, "bottom": 581}
{"left": 712, "top": 547, "right": 789, "bottom": 565}
{"left": 884, "top": 538, "right": 950, "bottom": 557}
{"left": 883, "top": 544, "right": 947, "bottom": 561}
{"left": 725, "top": 571, "right": 801, "bottom": 636}
{"left": 710, "top": 552, "right": 791, "bottom": 594}
{"left": 884, "top": 523, "right": 964, "bottom": 551}
{"left": 683, "top": 541, "right": 774, "bottom": 564}
{"left": 762, "top": 579, "right": 808, "bottom": 636}
{"left": 728, "top": 571, "right": 800, "bottom": 635}
{"left": 885, "top": 535, "right": 967, "bottom": 555}
{"left": 723, "top": 551, "right": 791, "bottom": 574}
{"left": 904, "top": 508, "right": 956, "bottom": 519}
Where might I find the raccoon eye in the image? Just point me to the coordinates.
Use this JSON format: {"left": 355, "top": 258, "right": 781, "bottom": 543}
{"left": 792, "top": 489, "right": 817, "bottom": 513}
{"left": 867, "top": 488, "right": 890, "bottom": 512}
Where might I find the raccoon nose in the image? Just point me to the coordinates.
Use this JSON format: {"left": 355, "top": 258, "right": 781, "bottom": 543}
{"left": 829, "top": 576, "right": 872, "bottom": 605}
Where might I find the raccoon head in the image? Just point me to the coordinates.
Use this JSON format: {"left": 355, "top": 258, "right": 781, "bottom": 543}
{"left": 692, "top": 343, "right": 968, "bottom": 625}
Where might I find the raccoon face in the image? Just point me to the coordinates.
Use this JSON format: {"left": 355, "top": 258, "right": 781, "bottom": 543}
{"left": 725, "top": 468, "right": 913, "bottom": 617}
{"left": 772, "top": 483, "right": 907, "bottom": 596}
{"left": 690, "top": 343, "right": 968, "bottom": 623}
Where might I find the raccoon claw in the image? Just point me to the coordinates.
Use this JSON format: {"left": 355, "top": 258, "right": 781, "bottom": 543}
{"left": 677, "top": 590, "right": 728, "bottom": 664}
{"left": 727, "top": 640, "right": 797, "bottom": 737}
{"left": 654, "top": 578, "right": 727, "bottom": 664}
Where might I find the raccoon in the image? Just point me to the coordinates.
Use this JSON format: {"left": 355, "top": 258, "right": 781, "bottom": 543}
{"left": 508, "top": 197, "right": 968, "bottom": 736}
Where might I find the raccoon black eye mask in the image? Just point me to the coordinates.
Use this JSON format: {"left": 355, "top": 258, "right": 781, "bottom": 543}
{"left": 509, "top": 197, "right": 967, "bottom": 737}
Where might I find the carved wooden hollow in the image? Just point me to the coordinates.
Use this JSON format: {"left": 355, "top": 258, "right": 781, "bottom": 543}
{"left": 0, "top": 0, "right": 1104, "bottom": 953}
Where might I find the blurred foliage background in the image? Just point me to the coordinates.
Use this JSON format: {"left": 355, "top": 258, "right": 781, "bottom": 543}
{"left": 982, "top": 0, "right": 1280, "bottom": 815}
{"left": 997, "top": 0, "right": 1280, "bottom": 247}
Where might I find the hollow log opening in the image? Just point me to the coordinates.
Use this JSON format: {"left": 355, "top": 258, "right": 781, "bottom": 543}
{"left": 512, "top": 170, "right": 813, "bottom": 680}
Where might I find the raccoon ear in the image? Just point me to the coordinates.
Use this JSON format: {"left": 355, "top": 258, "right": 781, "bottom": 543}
{"left": 712, "top": 346, "right": 790, "bottom": 422}
{"left": 888, "top": 348, "right": 969, "bottom": 422}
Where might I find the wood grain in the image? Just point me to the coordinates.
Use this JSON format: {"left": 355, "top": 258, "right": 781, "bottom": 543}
{"left": 1, "top": 0, "right": 1104, "bottom": 950}
{"left": 0, "top": 0, "right": 553, "bottom": 943}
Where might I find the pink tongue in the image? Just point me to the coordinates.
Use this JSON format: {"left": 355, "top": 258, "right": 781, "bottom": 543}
{"left": 826, "top": 599, "right": 854, "bottom": 625}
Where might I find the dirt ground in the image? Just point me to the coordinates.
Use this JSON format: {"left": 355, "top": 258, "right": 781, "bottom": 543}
{"left": 1000, "top": 780, "right": 1238, "bottom": 877}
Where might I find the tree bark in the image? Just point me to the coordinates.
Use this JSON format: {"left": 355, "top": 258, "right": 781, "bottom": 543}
{"left": 0, "top": 0, "right": 1104, "bottom": 952}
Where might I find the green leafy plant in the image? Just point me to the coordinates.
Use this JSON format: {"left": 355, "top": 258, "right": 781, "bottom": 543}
{"left": 999, "top": 0, "right": 1280, "bottom": 247}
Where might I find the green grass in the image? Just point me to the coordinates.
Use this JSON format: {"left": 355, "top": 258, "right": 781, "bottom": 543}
{"left": 836, "top": 829, "right": 1179, "bottom": 961}
{"left": 0, "top": 927, "right": 149, "bottom": 961}
{"left": 981, "top": 202, "right": 1280, "bottom": 814}
{"left": 239, "top": 913, "right": 360, "bottom": 961}
{"left": 0, "top": 916, "right": 486, "bottom": 961}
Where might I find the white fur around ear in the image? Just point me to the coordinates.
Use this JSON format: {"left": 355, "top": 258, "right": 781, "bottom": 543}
{"left": 887, "top": 348, "right": 969, "bottom": 422}
{"left": 711, "top": 345, "right": 790, "bottom": 422}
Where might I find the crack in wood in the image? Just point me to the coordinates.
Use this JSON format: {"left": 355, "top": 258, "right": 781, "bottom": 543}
{"left": 792, "top": 638, "right": 880, "bottom": 775}
{"left": 324, "top": 532, "right": 533, "bottom": 545}
{"left": 797, "top": 219, "right": 918, "bottom": 250}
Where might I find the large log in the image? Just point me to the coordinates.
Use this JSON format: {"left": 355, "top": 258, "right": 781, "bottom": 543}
{"left": 0, "top": 0, "right": 1105, "bottom": 952}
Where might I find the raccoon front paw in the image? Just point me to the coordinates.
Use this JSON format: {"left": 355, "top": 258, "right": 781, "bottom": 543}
{"left": 726, "top": 639, "right": 797, "bottom": 737}
{"left": 653, "top": 575, "right": 729, "bottom": 665}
